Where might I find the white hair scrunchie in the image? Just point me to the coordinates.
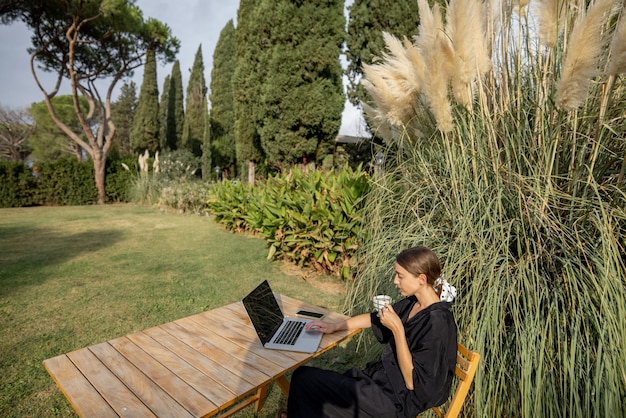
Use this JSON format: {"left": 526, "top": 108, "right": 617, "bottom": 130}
{"left": 435, "top": 274, "right": 457, "bottom": 302}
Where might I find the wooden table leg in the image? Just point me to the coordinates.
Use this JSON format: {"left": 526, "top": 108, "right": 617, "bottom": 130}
{"left": 254, "top": 384, "right": 270, "bottom": 412}
{"left": 275, "top": 374, "right": 291, "bottom": 396}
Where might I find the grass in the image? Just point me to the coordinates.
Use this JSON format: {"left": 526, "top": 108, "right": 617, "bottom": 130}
{"left": 0, "top": 204, "right": 355, "bottom": 417}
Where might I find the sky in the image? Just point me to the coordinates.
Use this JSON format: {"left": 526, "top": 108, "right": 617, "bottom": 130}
{"left": 0, "top": 0, "right": 367, "bottom": 137}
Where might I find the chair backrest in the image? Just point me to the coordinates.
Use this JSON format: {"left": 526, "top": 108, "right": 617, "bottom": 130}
{"left": 420, "top": 342, "right": 480, "bottom": 418}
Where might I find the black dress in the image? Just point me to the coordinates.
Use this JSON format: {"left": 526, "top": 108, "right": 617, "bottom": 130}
{"left": 286, "top": 296, "right": 457, "bottom": 418}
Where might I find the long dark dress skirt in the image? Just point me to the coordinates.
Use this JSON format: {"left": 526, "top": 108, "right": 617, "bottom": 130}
{"left": 286, "top": 365, "right": 398, "bottom": 418}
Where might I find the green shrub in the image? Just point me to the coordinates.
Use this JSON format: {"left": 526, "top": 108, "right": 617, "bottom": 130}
{"left": 105, "top": 158, "right": 138, "bottom": 202}
{"left": 34, "top": 158, "right": 98, "bottom": 205}
{"left": 159, "top": 181, "right": 212, "bottom": 214}
{"left": 157, "top": 149, "right": 202, "bottom": 182}
{"left": 0, "top": 161, "right": 37, "bottom": 207}
{"left": 0, "top": 158, "right": 137, "bottom": 207}
{"left": 208, "top": 166, "right": 371, "bottom": 279}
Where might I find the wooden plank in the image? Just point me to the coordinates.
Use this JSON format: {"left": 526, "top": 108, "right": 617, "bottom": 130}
{"left": 89, "top": 342, "right": 195, "bottom": 418}
{"left": 43, "top": 355, "right": 118, "bottom": 418}
{"left": 109, "top": 336, "right": 218, "bottom": 417}
{"left": 144, "top": 325, "right": 253, "bottom": 396}
{"left": 66, "top": 348, "right": 156, "bottom": 418}
{"left": 162, "top": 320, "right": 276, "bottom": 383}
{"left": 127, "top": 330, "right": 236, "bottom": 408}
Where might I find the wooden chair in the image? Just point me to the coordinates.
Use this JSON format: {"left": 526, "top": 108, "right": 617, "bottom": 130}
{"left": 418, "top": 342, "right": 480, "bottom": 418}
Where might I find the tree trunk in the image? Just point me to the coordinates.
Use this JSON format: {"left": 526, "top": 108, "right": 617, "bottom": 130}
{"left": 247, "top": 160, "right": 255, "bottom": 185}
{"left": 93, "top": 151, "right": 106, "bottom": 204}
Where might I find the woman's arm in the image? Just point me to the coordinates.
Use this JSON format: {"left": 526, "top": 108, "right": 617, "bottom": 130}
{"left": 304, "top": 313, "right": 371, "bottom": 333}
{"left": 379, "top": 305, "right": 414, "bottom": 390}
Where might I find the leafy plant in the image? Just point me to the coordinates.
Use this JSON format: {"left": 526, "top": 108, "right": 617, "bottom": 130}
{"left": 208, "top": 166, "right": 371, "bottom": 279}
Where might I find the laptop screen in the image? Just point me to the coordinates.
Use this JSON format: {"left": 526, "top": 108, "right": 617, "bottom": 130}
{"left": 242, "top": 280, "right": 284, "bottom": 344}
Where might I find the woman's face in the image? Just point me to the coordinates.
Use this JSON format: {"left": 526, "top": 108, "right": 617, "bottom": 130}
{"left": 393, "top": 262, "right": 423, "bottom": 296}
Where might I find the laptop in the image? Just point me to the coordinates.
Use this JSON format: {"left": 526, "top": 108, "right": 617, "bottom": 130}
{"left": 242, "top": 280, "right": 323, "bottom": 353}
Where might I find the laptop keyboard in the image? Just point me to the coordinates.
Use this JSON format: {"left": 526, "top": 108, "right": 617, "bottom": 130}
{"left": 274, "top": 320, "right": 305, "bottom": 345}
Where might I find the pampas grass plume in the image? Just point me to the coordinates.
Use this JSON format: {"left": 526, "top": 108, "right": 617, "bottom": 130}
{"left": 362, "top": 61, "right": 415, "bottom": 127}
{"left": 380, "top": 32, "right": 423, "bottom": 95}
{"left": 446, "top": 0, "right": 490, "bottom": 107}
{"left": 537, "top": 0, "right": 563, "bottom": 48}
{"left": 556, "top": 0, "right": 618, "bottom": 110}
{"left": 415, "top": 0, "right": 455, "bottom": 132}
{"left": 606, "top": 12, "right": 626, "bottom": 75}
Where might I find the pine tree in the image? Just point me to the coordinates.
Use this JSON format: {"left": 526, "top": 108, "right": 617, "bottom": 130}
{"left": 208, "top": 19, "right": 236, "bottom": 180}
{"left": 257, "top": 0, "right": 345, "bottom": 168}
{"left": 233, "top": 0, "right": 265, "bottom": 183}
{"left": 345, "top": 0, "right": 421, "bottom": 108}
{"left": 130, "top": 49, "right": 160, "bottom": 153}
{"left": 181, "top": 45, "right": 207, "bottom": 157}
{"left": 29, "top": 95, "right": 89, "bottom": 161}
{"left": 170, "top": 60, "right": 185, "bottom": 150}
{"left": 111, "top": 81, "right": 137, "bottom": 158}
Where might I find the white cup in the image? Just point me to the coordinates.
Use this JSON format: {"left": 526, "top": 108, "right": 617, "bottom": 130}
{"left": 373, "top": 294, "right": 392, "bottom": 312}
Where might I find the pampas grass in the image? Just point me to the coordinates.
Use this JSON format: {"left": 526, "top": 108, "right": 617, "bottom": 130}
{"left": 556, "top": 0, "right": 620, "bottom": 110}
{"left": 353, "top": 0, "right": 626, "bottom": 417}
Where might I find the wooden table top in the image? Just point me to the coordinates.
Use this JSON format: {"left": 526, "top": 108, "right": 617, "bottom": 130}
{"left": 44, "top": 293, "right": 361, "bottom": 417}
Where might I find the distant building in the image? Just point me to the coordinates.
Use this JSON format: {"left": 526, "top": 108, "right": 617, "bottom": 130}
{"left": 335, "top": 134, "right": 365, "bottom": 144}
{"left": 334, "top": 134, "right": 377, "bottom": 170}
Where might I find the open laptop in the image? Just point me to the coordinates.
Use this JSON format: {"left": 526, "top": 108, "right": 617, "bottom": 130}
{"left": 242, "top": 280, "right": 323, "bottom": 353}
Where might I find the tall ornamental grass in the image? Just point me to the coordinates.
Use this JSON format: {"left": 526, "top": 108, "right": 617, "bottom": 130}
{"left": 347, "top": 0, "right": 626, "bottom": 417}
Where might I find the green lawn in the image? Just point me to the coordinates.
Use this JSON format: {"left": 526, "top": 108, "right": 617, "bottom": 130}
{"left": 0, "top": 204, "right": 354, "bottom": 417}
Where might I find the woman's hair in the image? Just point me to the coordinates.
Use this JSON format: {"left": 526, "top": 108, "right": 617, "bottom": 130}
{"left": 396, "top": 246, "right": 443, "bottom": 295}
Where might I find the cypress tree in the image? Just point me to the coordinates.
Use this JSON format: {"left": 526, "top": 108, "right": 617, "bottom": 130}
{"left": 233, "top": 0, "right": 265, "bottom": 183}
{"left": 201, "top": 97, "right": 212, "bottom": 180}
{"left": 345, "top": 0, "right": 421, "bottom": 108}
{"left": 208, "top": 19, "right": 236, "bottom": 180}
{"left": 158, "top": 74, "right": 171, "bottom": 150}
{"left": 181, "top": 45, "right": 207, "bottom": 157}
{"left": 111, "top": 81, "right": 137, "bottom": 158}
{"left": 170, "top": 60, "right": 185, "bottom": 150}
{"left": 130, "top": 49, "right": 160, "bottom": 154}
{"left": 257, "top": 0, "right": 345, "bottom": 168}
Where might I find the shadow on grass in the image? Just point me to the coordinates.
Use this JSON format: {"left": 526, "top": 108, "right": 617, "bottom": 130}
{"left": 0, "top": 224, "right": 124, "bottom": 295}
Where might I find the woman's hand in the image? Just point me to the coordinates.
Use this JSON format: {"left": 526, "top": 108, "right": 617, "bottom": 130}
{"left": 378, "top": 304, "right": 403, "bottom": 334}
{"left": 305, "top": 320, "right": 338, "bottom": 334}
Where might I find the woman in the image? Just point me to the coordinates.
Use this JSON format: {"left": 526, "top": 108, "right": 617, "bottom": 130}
{"left": 284, "top": 246, "right": 458, "bottom": 418}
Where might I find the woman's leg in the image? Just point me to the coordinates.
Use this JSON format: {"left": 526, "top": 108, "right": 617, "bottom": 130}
{"left": 287, "top": 366, "right": 397, "bottom": 418}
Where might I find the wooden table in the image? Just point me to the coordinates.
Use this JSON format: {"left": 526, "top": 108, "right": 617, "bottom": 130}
{"left": 43, "top": 294, "right": 361, "bottom": 417}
